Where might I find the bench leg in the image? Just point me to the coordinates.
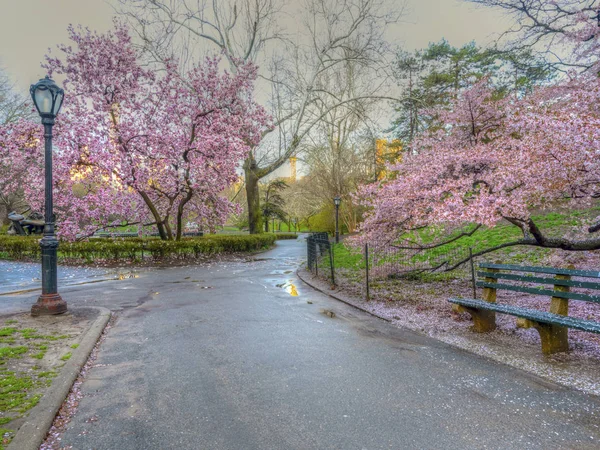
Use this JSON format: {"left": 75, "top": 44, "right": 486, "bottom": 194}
{"left": 517, "top": 319, "right": 569, "bottom": 355}
{"left": 452, "top": 304, "right": 496, "bottom": 332}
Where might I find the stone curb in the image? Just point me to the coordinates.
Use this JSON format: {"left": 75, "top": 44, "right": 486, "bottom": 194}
{"left": 8, "top": 306, "right": 111, "bottom": 450}
{"left": 296, "top": 268, "right": 391, "bottom": 323}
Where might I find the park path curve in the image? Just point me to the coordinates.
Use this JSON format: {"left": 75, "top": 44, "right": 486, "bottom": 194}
{"left": 34, "top": 238, "right": 600, "bottom": 449}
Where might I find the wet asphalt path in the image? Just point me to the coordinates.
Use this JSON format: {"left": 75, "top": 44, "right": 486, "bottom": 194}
{"left": 0, "top": 261, "right": 116, "bottom": 295}
{"left": 3, "top": 238, "right": 600, "bottom": 449}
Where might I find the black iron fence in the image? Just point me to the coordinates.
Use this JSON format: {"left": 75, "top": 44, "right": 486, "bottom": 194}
{"left": 306, "top": 233, "right": 335, "bottom": 285}
{"left": 306, "top": 235, "right": 477, "bottom": 301}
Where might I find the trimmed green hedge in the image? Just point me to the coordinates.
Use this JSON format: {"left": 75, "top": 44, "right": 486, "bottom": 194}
{"left": 0, "top": 234, "right": 278, "bottom": 263}
{"left": 273, "top": 233, "right": 299, "bottom": 240}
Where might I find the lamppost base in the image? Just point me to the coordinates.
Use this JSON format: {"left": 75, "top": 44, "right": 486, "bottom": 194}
{"left": 31, "top": 293, "right": 67, "bottom": 316}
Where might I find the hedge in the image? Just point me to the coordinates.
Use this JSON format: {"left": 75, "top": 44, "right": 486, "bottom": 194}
{"left": 0, "top": 234, "right": 281, "bottom": 263}
{"left": 272, "top": 233, "right": 299, "bottom": 240}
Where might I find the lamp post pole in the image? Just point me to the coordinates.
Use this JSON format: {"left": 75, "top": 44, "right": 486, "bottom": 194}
{"left": 30, "top": 76, "right": 67, "bottom": 316}
{"left": 334, "top": 196, "right": 341, "bottom": 244}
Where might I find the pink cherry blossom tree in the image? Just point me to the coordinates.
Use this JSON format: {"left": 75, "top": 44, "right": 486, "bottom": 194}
{"left": 1, "top": 22, "right": 269, "bottom": 240}
{"left": 356, "top": 26, "right": 600, "bottom": 263}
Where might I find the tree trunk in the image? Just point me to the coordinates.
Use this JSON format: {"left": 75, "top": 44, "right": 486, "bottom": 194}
{"left": 176, "top": 190, "right": 194, "bottom": 241}
{"left": 164, "top": 220, "right": 174, "bottom": 240}
{"left": 244, "top": 156, "right": 263, "bottom": 234}
{"left": 139, "top": 191, "right": 168, "bottom": 240}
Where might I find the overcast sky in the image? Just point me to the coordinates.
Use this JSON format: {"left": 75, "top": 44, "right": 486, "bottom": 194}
{"left": 0, "top": 0, "right": 510, "bottom": 92}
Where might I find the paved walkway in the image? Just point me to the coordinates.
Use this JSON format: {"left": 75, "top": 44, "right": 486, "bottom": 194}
{"left": 0, "top": 260, "right": 115, "bottom": 295}
{"left": 4, "top": 239, "right": 600, "bottom": 449}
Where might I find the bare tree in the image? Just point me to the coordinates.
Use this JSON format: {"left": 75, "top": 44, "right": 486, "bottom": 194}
{"left": 281, "top": 178, "right": 321, "bottom": 230}
{"left": 117, "top": 0, "right": 404, "bottom": 232}
{"left": 0, "top": 69, "right": 34, "bottom": 224}
{"left": 468, "top": 0, "right": 599, "bottom": 71}
{"left": 0, "top": 69, "right": 33, "bottom": 125}
{"left": 298, "top": 56, "right": 380, "bottom": 232}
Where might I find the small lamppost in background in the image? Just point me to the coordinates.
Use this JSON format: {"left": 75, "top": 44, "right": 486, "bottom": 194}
{"left": 334, "top": 196, "right": 341, "bottom": 243}
{"left": 29, "top": 76, "right": 67, "bottom": 316}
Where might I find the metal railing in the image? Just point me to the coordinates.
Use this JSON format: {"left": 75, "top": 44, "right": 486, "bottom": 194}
{"left": 306, "top": 233, "right": 335, "bottom": 285}
{"left": 307, "top": 236, "right": 476, "bottom": 301}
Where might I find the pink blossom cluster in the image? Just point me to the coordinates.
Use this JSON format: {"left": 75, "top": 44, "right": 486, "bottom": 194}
{"left": 356, "top": 44, "right": 600, "bottom": 250}
{"left": 1, "top": 22, "right": 270, "bottom": 240}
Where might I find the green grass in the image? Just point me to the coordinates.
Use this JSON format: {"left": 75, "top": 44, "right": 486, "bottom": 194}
{"left": 17, "top": 394, "right": 40, "bottom": 413}
{"left": 0, "top": 324, "right": 77, "bottom": 443}
{"left": 0, "top": 347, "right": 27, "bottom": 361}
{"left": 18, "top": 329, "right": 38, "bottom": 339}
{"left": 21, "top": 332, "right": 68, "bottom": 341}
{"left": 70, "top": 344, "right": 79, "bottom": 349}
{"left": 60, "top": 352, "right": 72, "bottom": 361}
{"left": 331, "top": 208, "right": 600, "bottom": 278}
{"left": 37, "top": 371, "right": 57, "bottom": 379}
{"left": 221, "top": 226, "right": 241, "bottom": 232}
{"left": 3, "top": 321, "right": 16, "bottom": 326}
{"left": 31, "top": 352, "right": 45, "bottom": 360}
{"left": 0, "top": 330, "right": 17, "bottom": 338}
{"left": 0, "top": 372, "right": 35, "bottom": 409}
{"left": 332, "top": 244, "right": 365, "bottom": 270}
{"left": 0, "top": 427, "right": 13, "bottom": 449}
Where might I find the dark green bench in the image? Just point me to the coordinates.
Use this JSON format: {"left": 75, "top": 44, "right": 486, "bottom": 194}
{"left": 448, "top": 263, "right": 600, "bottom": 354}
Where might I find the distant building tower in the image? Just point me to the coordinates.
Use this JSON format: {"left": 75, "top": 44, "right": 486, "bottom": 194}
{"left": 289, "top": 156, "right": 297, "bottom": 182}
{"left": 376, "top": 139, "right": 402, "bottom": 180}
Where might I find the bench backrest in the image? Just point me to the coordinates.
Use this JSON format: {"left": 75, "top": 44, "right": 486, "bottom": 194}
{"left": 477, "top": 263, "right": 600, "bottom": 304}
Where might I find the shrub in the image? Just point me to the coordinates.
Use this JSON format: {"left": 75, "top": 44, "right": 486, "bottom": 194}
{"left": 273, "top": 233, "right": 298, "bottom": 240}
{"left": 0, "top": 233, "right": 278, "bottom": 264}
{"left": 308, "top": 206, "right": 335, "bottom": 233}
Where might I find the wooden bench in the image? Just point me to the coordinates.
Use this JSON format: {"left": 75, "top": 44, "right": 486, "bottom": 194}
{"left": 448, "top": 263, "right": 600, "bottom": 354}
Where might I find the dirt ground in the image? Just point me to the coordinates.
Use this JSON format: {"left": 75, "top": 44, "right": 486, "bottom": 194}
{"left": 0, "top": 308, "right": 95, "bottom": 447}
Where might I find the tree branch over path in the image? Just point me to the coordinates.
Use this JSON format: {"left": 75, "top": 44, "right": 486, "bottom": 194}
{"left": 118, "top": 0, "right": 405, "bottom": 232}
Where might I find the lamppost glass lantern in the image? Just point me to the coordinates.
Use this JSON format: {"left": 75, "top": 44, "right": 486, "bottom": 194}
{"left": 29, "top": 76, "right": 67, "bottom": 316}
{"left": 30, "top": 76, "right": 64, "bottom": 120}
{"left": 334, "top": 196, "right": 341, "bottom": 207}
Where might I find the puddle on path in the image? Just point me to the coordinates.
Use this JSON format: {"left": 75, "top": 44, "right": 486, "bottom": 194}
{"left": 276, "top": 280, "right": 299, "bottom": 296}
{"left": 287, "top": 284, "right": 298, "bottom": 296}
{"left": 271, "top": 269, "right": 294, "bottom": 275}
{"left": 117, "top": 273, "right": 139, "bottom": 280}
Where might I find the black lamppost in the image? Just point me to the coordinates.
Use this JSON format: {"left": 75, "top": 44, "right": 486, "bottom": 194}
{"left": 29, "top": 76, "right": 67, "bottom": 316}
{"left": 334, "top": 196, "right": 341, "bottom": 243}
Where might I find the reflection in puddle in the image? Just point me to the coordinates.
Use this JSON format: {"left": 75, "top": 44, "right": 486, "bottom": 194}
{"left": 276, "top": 280, "right": 299, "bottom": 296}
{"left": 118, "top": 273, "right": 139, "bottom": 280}
{"left": 286, "top": 284, "right": 299, "bottom": 296}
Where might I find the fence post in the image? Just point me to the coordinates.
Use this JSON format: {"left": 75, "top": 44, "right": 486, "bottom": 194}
{"left": 469, "top": 247, "right": 476, "bottom": 299}
{"left": 329, "top": 244, "right": 335, "bottom": 286}
{"left": 306, "top": 235, "right": 312, "bottom": 271}
{"left": 365, "top": 243, "right": 370, "bottom": 301}
{"left": 315, "top": 242, "right": 319, "bottom": 277}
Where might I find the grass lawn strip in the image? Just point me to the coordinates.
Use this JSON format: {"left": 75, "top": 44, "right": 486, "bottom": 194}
{"left": 0, "top": 313, "right": 92, "bottom": 449}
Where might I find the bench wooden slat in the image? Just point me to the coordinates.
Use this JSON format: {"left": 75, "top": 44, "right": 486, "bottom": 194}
{"left": 476, "top": 282, "right": 600, "bottom": 303}
{"left": 477, "top": 271, "right": 600, "bottom": 290}
{"left": 479, "top": 263, "right": 600, "bottom": 279}
{"left": 448, "top": 298, "right": 600, "bottom": 333}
